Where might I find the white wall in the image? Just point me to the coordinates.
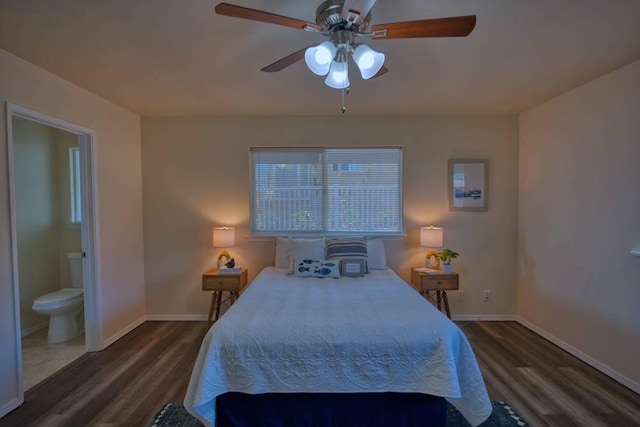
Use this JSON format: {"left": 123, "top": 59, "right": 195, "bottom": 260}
{"left": 518, "top": 59, "right": 640, "bottom": 389}
{"left": 0, "top": 48, "right": 146, "bottom": 415}
{"left": 141, "top": 116, "right": 519, "bottom": 319}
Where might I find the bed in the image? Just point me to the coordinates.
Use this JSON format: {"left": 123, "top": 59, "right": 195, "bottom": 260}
{"left": 184, "top": 265, "right": 492, "bottom": 427}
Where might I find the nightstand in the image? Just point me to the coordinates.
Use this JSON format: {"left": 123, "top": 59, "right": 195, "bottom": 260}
{"left": 202, "top": 268, "right": 248, "bottom": 328}
{"left": 411, "top": 268, "right": 459, "bottom": 319}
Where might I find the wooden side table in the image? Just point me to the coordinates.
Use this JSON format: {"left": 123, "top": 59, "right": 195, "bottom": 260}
{"left": 202, "top": 268, "right": 248, "bottom": 328}
{"left": 411, "top": 268, "right": 459, "bottom": 319}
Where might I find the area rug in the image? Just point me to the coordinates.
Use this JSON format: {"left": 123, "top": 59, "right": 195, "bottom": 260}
{"left": 148, "top": 401, "right": 528, "bottom": 426}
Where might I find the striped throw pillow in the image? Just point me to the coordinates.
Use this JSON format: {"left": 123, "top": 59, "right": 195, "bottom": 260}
{"left": 326, "top": 237, "right": 369, "bottom": 273}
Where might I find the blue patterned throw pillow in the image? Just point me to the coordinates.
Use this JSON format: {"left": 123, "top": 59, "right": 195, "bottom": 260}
{"left": 326, "top": 237, "right": 369, "bottom": 273}
{"left": 293, "top": 259, "right": 340, "bottom": 278}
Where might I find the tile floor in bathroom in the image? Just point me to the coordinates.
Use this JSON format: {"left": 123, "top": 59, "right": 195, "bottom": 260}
{"left": 21, "top": 328, "right": 86, "bottom": 391}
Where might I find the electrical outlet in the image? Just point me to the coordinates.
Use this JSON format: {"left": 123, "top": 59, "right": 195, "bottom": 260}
{"left": 483, "top": 290, "right": 491, "bottom": 302}
{"left": 457, "top": 291, "right": 464, "bottom": 302}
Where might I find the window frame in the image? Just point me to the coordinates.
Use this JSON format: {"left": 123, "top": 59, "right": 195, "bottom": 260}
{"left": 249, "top": 146, "right": 403, "bottom": 237}
{"left": 69, "top": 146, "right": 81, "bottom": 224}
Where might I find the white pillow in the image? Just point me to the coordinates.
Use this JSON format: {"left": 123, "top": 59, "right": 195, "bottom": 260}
{"left": 275, "top": 237, "right": 325, "bottom": 268}
{"left": 287, "top": 238, "right": 326, "bottom": 274}
{"left": 367, "top": 238, "right": 388, "bottom": 270}
{"left": 274, "top": 237, "right": 290, "bottom": 268}
{"left": 293, "top": 259, "right": 340, "bottom": 278}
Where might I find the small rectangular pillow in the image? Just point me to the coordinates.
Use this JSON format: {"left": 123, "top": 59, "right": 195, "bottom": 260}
{"left": 326, "top": 237, "right": 369, "bottom": 273}
{"left": 340, "top": 258, "right": 366, "bottom": 277}
{"left": 293, "top": 259, "right": 340, "bottom": 278}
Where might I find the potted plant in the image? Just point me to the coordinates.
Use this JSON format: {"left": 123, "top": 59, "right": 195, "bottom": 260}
{"left": 437, "top": 249, "right": 459, "bottom": 273}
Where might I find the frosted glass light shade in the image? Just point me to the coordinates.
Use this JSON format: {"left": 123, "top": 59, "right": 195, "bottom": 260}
{"left": 324, "top": 60, "right": 350, "bottom": 89}
{"left": 420, "top": 226, "right": 443, "bottom": 248}
{"left": 305, "top": 41, "right": 336, "bottom": 76}
{"left": 353, "top": 45, "right": 385, "bottom": 79}
{"left": 213, "top": 226, "right": 235, "bottom": 248}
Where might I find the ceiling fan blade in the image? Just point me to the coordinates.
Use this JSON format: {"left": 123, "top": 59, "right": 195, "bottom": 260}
{"left": 215, "top": 3, "right": 322, "bottom": 31}
{"left": 261, "top": 46, "right": 313, "bottom": 72}
{"left": 341, "top": 0, "right": 377, "bottom": 25}
{"left": 370, "top": 65, "right": 388, "bottom": 79}
{"left": 372, "top": 15, "right": 476, "bottom": 39}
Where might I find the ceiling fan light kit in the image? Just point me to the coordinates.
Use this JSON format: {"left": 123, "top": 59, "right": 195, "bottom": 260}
{"left": 305, "top": 29, "right": 384, "bottom": 86}
{"left": 325, "top": 57, "right": 350, "bottom": 89}
{"left": 352, "top": 44, "right": 385, "bottom": 79}
{"left": 304, "top": 41, "right": 336, "bottom": 75}
{"left": 214, "top": 1, "right": 476, "bottom": 100}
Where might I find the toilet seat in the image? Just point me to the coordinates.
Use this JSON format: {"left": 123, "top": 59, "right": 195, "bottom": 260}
{"left": 32, "top": 288, "right": 84, "bottom": 311}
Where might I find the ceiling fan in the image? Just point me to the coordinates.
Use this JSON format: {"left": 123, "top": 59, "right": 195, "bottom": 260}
{"left": 215, "top": 0, "right": 476, "bottom": 91}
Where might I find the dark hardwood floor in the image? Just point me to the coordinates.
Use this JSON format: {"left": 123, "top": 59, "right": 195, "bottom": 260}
{"left": 460, "top": 322, "right": 640, "bottom": 426}
{"left": 1, "top": 321, "right": 639, "bottom": 426}
{"left": 0, "top": 321, "right": 207, "bottom": 427}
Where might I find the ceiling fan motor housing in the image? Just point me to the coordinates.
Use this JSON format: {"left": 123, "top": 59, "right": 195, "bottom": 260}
{"left": 315, "top": 0, "right": 371, "bottom": 32}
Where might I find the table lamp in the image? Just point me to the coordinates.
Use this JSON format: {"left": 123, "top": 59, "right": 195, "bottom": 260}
{"left": 420, "top": 225, "right": 443, "bottom": 269}
{"left": 213, "top": 226, "right": 235, "bottom": 269}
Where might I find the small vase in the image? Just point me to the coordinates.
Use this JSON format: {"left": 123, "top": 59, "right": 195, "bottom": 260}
{"left": 441, "top": 264, "right": 453, "bottom": 274}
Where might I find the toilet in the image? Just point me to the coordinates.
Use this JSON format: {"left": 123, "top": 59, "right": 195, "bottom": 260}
{"left": 32, "top": 252, "right": 85, "bottom": 343}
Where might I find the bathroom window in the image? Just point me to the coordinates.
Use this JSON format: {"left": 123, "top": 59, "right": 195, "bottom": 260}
{"left": 69, "top": 147, "right": 81, "bottom": 223}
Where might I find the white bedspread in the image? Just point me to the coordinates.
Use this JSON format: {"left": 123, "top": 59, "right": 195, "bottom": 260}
{"left": 185, "top": 267, "right": 491, "bottom": 426}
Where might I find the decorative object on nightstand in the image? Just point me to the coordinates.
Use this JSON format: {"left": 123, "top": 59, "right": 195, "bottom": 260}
{"left": 202, "top": 267, "right": 248, "bottom": 328}
{"left": 420, "top": 225, "right": 443, "bottom": 269}
{"left": 438, "top": 248, "right": 459, "bottom": 274}
{"left": 411, "top": 267, "right": 459, "bottom": 319}
{"left": 213, "top": 226, "right": 235, "bottom": 269}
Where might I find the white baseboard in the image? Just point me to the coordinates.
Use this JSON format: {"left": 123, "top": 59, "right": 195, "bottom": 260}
{"left": 20, "top": 321, "right": 49, "bottom": 338}
{"left": 452, "top": 314, "right": 518, "bottom": 322}
{"left": 516, "top": 316, "right": 640, "bottom": 395}
{"left": 146, "top": 315, "right": 207, "bottom": 321}
{"left": 0, "top": 397, "right": 22, "bottom": 419}
{"left": 102, "top": 315, "right": 147, "bottom": 349}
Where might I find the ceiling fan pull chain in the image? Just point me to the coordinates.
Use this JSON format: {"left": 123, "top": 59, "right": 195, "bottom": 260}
{"left": 341, "top": 87, "right": 350, "bottom": 114}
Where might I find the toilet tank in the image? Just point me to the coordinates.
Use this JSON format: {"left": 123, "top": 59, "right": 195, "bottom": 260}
{"left": 67, "top": 252, "right": 84, "bottom": 288}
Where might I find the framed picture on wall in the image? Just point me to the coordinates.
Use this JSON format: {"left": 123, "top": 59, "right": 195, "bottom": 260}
{"left": 448, "top": 159, "right": 489, "bottom": 212}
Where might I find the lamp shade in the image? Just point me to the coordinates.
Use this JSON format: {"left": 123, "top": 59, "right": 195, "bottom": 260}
{"left": 325, "top": 60, "right": 350, "bottom": 89}
{"left": 420, "top": 226, "right": 443, "bottom": 248}
{"left": 213, "top": 226, "right": 235, "bottom": 248}
{"left": 305, "top": 41, "right": 336, "bottom": 76}
{"left": 353, "top": 44, "right": 385, "bottom": 80}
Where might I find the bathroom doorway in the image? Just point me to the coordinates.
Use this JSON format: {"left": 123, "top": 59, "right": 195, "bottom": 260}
{"left": 6, "top": 104, "right": 101, "bottom": 399}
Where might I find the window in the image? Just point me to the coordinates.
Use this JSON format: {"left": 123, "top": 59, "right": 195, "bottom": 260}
{"left": 250, "top": 147, "right": 403, "bottom": 235}
{"left": 69, "top": 147, "right": 81, "bottom": 223}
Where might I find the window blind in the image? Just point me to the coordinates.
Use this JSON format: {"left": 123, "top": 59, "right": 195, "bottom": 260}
{"left": 250, "top": 147, "right": 403, "bottom": 235}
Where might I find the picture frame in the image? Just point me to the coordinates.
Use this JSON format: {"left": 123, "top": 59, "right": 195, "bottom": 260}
{"left": 340, "top": 258, "right": 366, "bottom": 277}
{"left": 448, "top": 159, "right": 489, "bottom": 212}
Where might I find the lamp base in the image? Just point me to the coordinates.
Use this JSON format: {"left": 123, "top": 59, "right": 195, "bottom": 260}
{"left": 217, "top": 250, "right": 231, "bottom": 269}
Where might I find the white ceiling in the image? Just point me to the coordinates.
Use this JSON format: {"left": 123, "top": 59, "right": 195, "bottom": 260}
{"left": 1, "top": 0, "right": 639, "bottom": 116}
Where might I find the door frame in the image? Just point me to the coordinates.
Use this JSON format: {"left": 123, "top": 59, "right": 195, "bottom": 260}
{"left": 5, "top": 103, "right": 103, "bottom": 401}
